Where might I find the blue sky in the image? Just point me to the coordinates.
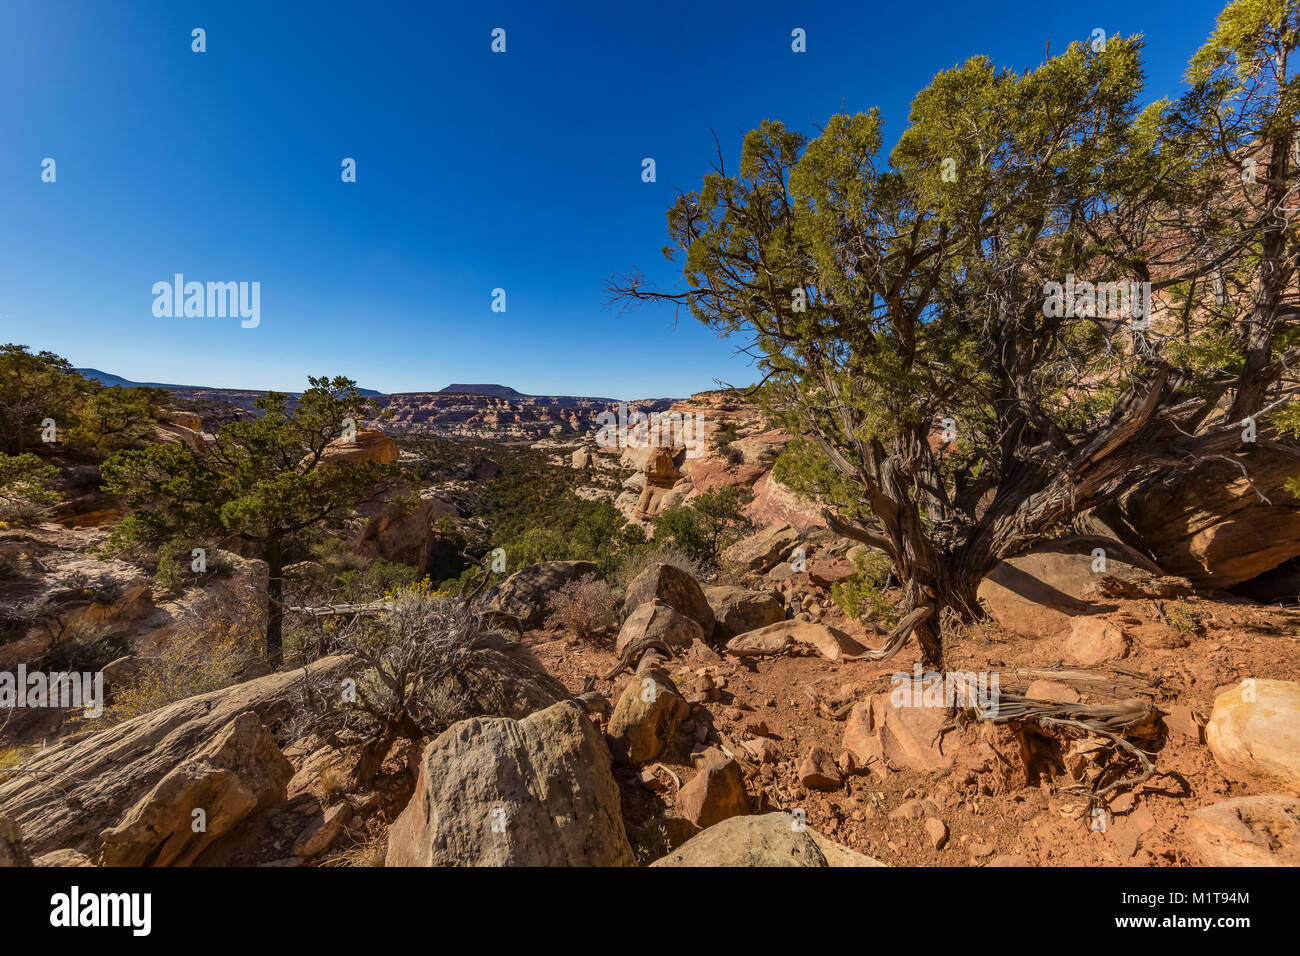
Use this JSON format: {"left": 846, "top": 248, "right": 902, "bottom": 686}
{"left": 0, "top": 0, "right": 1227, "bottom": 398}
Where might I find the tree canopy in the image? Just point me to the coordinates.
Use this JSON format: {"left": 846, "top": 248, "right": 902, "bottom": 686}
{"left": 615, "top": 0, "right": 1300, "bottom": 666}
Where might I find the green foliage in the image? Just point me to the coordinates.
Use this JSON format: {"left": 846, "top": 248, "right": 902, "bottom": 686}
{"left": 438, "top": 443, "right": 645, "bottom": 582}
{"left": 337, "top": 559, "right": 422, "bottom": 603}
{"left": 830, "top": 550, "right": 900, "bottom": 628}
{"left": 0, "top": 345, "right": 89, "bottom": 454}
{"left": 68, "top": 385, "right": 169, "bottom": 458}
{"left": 653, "top": 485, "right": 754, "bottom": 569}
{"left": 0, "top": 345, "right": 168, "bottom": 459}
{"left": 1163, "top": 600, "right": 1203, "bottom": 633}
{"left": 0, "top": 452, "right": 61, "bottom": 525}
{"left": 100, "top": 376, "right": 409, "bottom": 662}
{"left": 616, "top": 9, "right": 1300, "bottom": 656}
{"left": 1274, "top": 400, "right": 1300, "bottom": 499}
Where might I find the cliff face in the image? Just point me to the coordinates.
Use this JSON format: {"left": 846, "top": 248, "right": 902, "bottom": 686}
{"left": 563, "top": 388, "right": 825, "bottom": 530}
{"left": 371, "top": 393, "right": 675, "bottom": 440}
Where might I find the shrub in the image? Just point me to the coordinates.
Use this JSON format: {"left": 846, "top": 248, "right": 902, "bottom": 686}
{"left": 831, "top": 550, "right": 899, "bottom": 628}
{"left": 293, "top": 586, "right": 503, "bottom": 788}
{"left": 1163, "top": 600, "right": 1202, "bottom": 633}
{"left": 544, "top": 574, "right": 619, "bottom": 639}
{"left": 614, "top": 541, "right": 706, "bottom": 591}
{"left": 336, "top": 559, "right": 421, "bottom": 603}
{"left": 108, "top": 594, "right": 262, "bottom": 721}
{"left": 42, "top": 619, "right": 129, "bottom": 674}
{"left": 652, "top": 485, "right": 754, "bottom": 570}
{"left": 0, "top": 453, "right": 61, "bottom": 526}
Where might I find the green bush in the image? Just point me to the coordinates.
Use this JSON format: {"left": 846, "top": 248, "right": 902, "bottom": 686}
{"left": 831, "top": 550, "right": 899, "bottom": 628}
{"left": 0, "top": 452, "right": 61, "bottom": 525}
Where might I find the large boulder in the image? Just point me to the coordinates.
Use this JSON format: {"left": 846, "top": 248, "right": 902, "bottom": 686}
{"left": 1186, "top": 795, "right": 1300, "bottom": 866}
{"left": 843, "top": 677, "right": 955, "bottom": 774}
{"left": 1098, "top": 442, "right": 1300, "bottom": 588}
{"left": 704, "top": 586, "right": 785, "bottom": 642}
{"left": 96, "top": 711, "right": 294, "bottom": 866}
{"left": 348, "top": 482, "right": 433, "bottom": 569}
{"left": 720, "top": 523, "right": 802, "bottom": 574}
{"left": 0, "top": 657, "right": 349, "bottom": 859}
{"left": 675, "top": 756, "right": 750, "bottom": 829}
{"left": 606, "top": 668, "right": 691, "bottom": 765}
{"left": 977, "top": 535, "right": 1163, "bottom": 638}
{"left": 485, "top": 561, "right": 600, "bottom": 629}
{"left": 1205, "top": 680, "right": 1300, "bottom": 796}
{"left": 385, "top": 700, "right": 635, "bottom": 866}
{"left": 726, "top": 620, "right": 867, "bottom": 662}
{"left": 651, "top": 812, "right": 884, "bottom": 867}
{"left": 623, "top": 564, "right": 714, "bottom": 635}
{"left": 615, "top": 602, "right": 704, "bottom": 658}
{"left": 317, "top": 428, "right": 398, "bottom": 466}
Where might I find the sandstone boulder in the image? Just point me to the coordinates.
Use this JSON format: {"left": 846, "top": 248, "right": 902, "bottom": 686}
{"left": 606, "top": 669, "right": 691, "bottom": 765}
{"left": 161, "top": 409, "right": 203, "bottom": 431}
{"left": 317, "top": 428, "right": 398, "bottom": 465}
{"left": 808, "top": 557, "right": 856, "bottom": 588}
{"left": 651, "top": 812, "right": 884, "bottom": 867}
{"left": 1205, "top": 680, "right": 1300, "bottom": 795}
{"left": 1186, "top": 795, "right": 1300, "bottom": 866}
{"left": 615, "top": 602, "right": 704, "bottom": 658}
{"left": 675, "top": 757, "right": 750, "bottom": 829}
{"left": 1064, "top": 616, "right": 1130, "bottom": 665}
{"left": 623, "top": 563, "right": 714, "bottom": 635}
{"left": 720, "top": 523, "right": 802, "bottom": 574}
{"left": 348, "top": 483, "right": 434, "bottom": 568}
{"left": 384, "top": 700, "right": 634, "bottom": 866}
{"left": 485, "top": 560, "right": 601, "bottom": 629}
{"left": 97, "top": 710, "right": 294, "bottom": 866}
{"left": 798, "top": 747, "right": 843, "bottom": 790}
{"left": 0, "top": 657, "right": 349, "bottom": 859}
{"left": 1098, "top": 442, "right": 1300, "bottom": 588}
{"left": 726, "top": 620, "right": 867, "bottom": 662}
{"left": 704, "top": 586, "right": 785, "bottom": 642}
{"left": 843, "top": 678, "right": 954, "bottom": 773}
{"left": 977, "top": 535, "right": 1162, "bottom": 638}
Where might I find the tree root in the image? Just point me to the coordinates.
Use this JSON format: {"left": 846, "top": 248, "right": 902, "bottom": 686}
{"left": 982, "top": 695, "right": 1161, "bottom": 808}
{"left": 839, "top": 604, "right": 936, "bottom": 663}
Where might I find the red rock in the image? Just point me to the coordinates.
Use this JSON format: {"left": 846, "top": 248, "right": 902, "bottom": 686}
{"left": 676, "top": 758, "right": 750, "bottom": 829}
{"left": 798, "top": 747, "right": 842, "bottom": 790}
{"left": 808, "top": 557, "right": 856, "bottom": 588}
{"left": 1064, "top": 616, "right": 1129, "bottom": 666}
{"left": 924, "top": 818, "right": 949, "bottom": 850}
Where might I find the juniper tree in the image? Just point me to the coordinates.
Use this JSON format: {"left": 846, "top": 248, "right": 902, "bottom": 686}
{"left": 613, "top": 10, "right": 1300, "bottom": 667}
{"left": 101, "top": 377, "right": 408, "bottom": 665}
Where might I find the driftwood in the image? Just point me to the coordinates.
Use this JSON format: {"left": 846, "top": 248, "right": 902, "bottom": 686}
{"left": 838, "top": 604, "right": 937, "bottom": 663}
{"left": 288, "top": 552, "right": 521, "bottom": 637}
{"left": 1011, "top": 665, "right": 1156, "bottom": 699}
{"left": 988, "top": 694, "right": 1162, "bottom": 804}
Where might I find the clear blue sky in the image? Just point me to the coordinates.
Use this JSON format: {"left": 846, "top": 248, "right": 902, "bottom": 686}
{"left": 0, "top": 0, "right": 1227, "bottom": 398}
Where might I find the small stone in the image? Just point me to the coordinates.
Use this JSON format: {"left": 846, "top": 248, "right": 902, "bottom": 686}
{"left": 924, "top": 818, "right": 949, "bottom": 850}
{"left": 798, "top": 747, "right": 843, "bottom": 790}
